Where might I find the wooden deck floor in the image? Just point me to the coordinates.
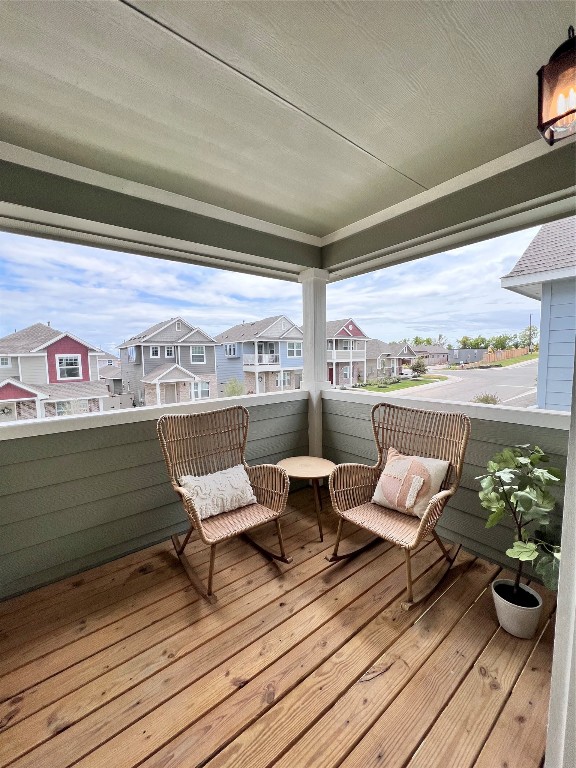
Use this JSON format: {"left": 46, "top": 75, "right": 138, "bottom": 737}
{"left": 0, "top": 489, "right": 554, "bottom": 768}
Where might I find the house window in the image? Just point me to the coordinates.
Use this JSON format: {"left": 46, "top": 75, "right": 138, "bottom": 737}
{"left": 151, "top": 346, "right": 160, "bottom": 358}
{"left": 191, "top": 345, "right": 206, "bottom": 363}
{"left": 341, "top": 366, "right": 350, "bottom": 379}
{"left": 193, "top": 381, "right": 210, "bottom": 399}
{"left": 0, "top": 357, "right": 9, "bottom": 367}
{"left": 55, "top": 401, "right": 73, "bottom": 416}
{"left": 327, "top": 340, "right": 333, "bottom": 350}
{"left": 339, "top": 339, "right": 351, "bottom": 350}
{"left": 224, "top": 343, "right": 237, "bottom": 357}
{"left": 165, "top": 346, "right": 174, "bottom": 358}
{"left": 283, "top": 371, "right": 292, "bottom": 387}
{"left": 57, "top": 355, "right": 81, "bottom": 379}
{"left": 275, "top": 372, "right": 281, "bottom": 387}
{"left": 107, "top": 359, "right": 113, "bottom": 366}
{"left": 176, "top": 321, "right": 181, "bottom": 331}
{"left": 287, "top": 342, "right": 302, "bottom": 358}
{"left": 127, "top": 346, "right": 136, "bottom": 362}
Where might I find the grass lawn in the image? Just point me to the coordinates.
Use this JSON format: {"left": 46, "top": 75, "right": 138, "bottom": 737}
{"left": 494, "top": 352, "right": 539, "bottom": 367}
{"left": 360, "top": 375, "right": 447, "bottom": 393}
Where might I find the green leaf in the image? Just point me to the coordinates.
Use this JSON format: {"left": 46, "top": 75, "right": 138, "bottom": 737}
{"left": 479, "top": 476, "right": 494, "bottom": 492}
{"left": 535, "top": 552, "right": 560, "bottom": 591}
{"left": 506, "top": 541, "right": 539, "bottom": 561}
{"left": 485, "top": 508, "right": 506, "bottom": 528}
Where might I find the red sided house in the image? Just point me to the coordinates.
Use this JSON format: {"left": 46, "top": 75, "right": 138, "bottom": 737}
{"left": 326, "top": 319, "right": 370, "bottom": 386}
{"left": 0, "top": 323, "right": 109, "bottom": 421}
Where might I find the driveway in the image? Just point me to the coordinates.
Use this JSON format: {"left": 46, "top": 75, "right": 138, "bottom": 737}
{"left": 392, "top": 360, "right": 538, "bottom": 407}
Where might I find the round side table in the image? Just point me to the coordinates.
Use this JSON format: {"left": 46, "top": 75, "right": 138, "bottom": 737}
{"left": 277, "top": 456, "right": 336, "bottom": 541}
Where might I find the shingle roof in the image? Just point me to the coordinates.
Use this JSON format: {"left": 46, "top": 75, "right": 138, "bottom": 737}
{"left": 215, "top": 315, "right": 287, "bottom": 342}
{"left": 366, "top": 340, "right": 416, "bottom": 358}
{"left": 119, "top": 318, "right": 215, "bottom": 347}
{"left": 413, "top": 344, "right": 449, "bottom": 354}
{"left": 140, "top": 363, "right": 197, "bottom": 383}
{"left": 42, "top": 381, "right": 110, "bottom": 399}
{"left": 0, "top": 323, "right": 62, "bottom": 353}
{"left": 99, "top": 366, "right": 122, "bottom": 379}
{"left": 503, "top": 217, "right": 576, "bottom": 279}
{"left": 0, "top": 323, "right": 102, "bottom": 354}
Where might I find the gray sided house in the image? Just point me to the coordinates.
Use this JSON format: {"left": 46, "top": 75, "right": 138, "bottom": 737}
{"left": 215, "top": 315, "right": 303, "bottom": 396}
{"left": 365, "top": 340, "right": 417, "bottom": 380}
{"left": 413, "top": 344, "right": 450, "bottom": 365}
{"left": 502, "top": 216, "right": 575, "bottom": 412}
{"left": 448, "top": 348, "right": 488, "bottom": 365}
{"left": 118, "top": 318, "right": 217, "bottom": 406}
{"left": 326, "top": 319, "right": 370, "bottom": 386}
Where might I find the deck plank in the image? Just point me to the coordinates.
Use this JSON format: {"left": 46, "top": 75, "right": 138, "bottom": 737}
{"left": 0, "top": 493, "right": 554, "bottom": 768}
{"left": 473, "top": 619, "right": 555, "bottom": 768}
{"left": 269, "top": 556, "right": 496, "bottom": 768}
{"left": 406, "top": 585, "right": 556, "bottom": 768}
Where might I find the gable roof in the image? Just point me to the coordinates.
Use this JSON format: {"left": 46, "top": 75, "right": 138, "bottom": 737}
{"left": 501, "top": 217, "right": 576, "bottom": 299}
{"left": 0, "top": 323, "right": 102, "bottom": 354}
{"left": 326, "top": 319, "right": 369, "bottom": 339}
{"left": 0, "top": 378, "right": 48, "bottom": 398}
{"left": 215, "top": 315, "right": 300, "bottom": 343}
{"left": 140, "top": 363, "right": 199, "bottom": 384}
{"left": 366, "top": 339, "right": 417, "bottom": 359}
{"left": 119, "top": 318, "right": 215, "bottom": 347}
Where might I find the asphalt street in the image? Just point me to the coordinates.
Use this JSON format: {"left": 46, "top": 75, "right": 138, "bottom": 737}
{"left": 393, "top": 360, "right": 538, "bottom": 407}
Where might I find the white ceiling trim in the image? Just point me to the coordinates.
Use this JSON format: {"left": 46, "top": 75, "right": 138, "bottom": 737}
{"left": 327, "top": 188, "right": 576, "bottom": 282}
{"left": 0, "top": 141, "right": 321, "bottom": 247}
{"left": 0, "top": 203, "right": 304, "bottom": 282}
{"left": 320, "top": 139, "right": 575, "bottom": 247}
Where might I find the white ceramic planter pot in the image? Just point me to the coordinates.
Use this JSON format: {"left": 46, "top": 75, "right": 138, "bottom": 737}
{"left": 491, "top": 578, "right": 543, "bottom": 639}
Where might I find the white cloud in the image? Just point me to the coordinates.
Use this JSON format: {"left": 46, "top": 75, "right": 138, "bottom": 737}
{"left": 0, "top": 226, "right": 541, "bottom": 351}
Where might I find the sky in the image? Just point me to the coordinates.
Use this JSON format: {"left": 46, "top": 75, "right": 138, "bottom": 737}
{"left": 0, "top": 227, "right": 541, "bottom": 354}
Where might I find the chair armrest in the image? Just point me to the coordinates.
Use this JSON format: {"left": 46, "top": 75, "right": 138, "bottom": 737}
{"left": 329, "top": 463, "right": 380, "bottom": 516}
{"left": 414, "top": 488, "right": 454, "bottom": 543}
{"left": 245, "top": 464, "right": 289, "bottom": 515}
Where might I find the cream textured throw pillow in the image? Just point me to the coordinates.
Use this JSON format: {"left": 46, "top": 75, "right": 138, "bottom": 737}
{"left": 179, "top": 464, "right": 257, "bottom": 520}
{"left": 372, "top": 447, "right": 450, "bottom": 518}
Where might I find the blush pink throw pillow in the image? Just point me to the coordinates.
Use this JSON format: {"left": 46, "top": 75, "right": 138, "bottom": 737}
{"left": 372, "top": 447, "right": 450, "bottom": 518}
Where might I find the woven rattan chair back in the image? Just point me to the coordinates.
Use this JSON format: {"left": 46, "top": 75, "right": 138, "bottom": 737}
{"left": 329, "top": 401, "right": 471, "bottom": 610}
{"left": 371, "top": 403, "right": 469, "bottom": 493}
{"left": 156, "top": 405, "right": 291, "bottom": 602}
{"left": 157, "top": 406, "right": 249, "bottom": 489}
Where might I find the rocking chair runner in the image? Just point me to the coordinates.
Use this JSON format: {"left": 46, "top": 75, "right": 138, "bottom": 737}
{"left": 328, "top": 402, "right": 471, "bottom": 610}
{"left": 157, "top": 406, "right": 292, "bottom": 602}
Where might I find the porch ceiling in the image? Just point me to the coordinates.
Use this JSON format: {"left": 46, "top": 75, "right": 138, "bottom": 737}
{"left": 0, "top": 1, "right": 574, "bottom": 280}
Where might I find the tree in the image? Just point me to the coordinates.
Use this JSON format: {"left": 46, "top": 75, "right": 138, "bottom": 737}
{"left": 412, "top": 336, "right": 433, "bottom": 346}
{"left": 457, "top": 335, "right": 488, "bottom": 349}
{"left": 223, "top": 378, "right": 245, "bottom": 397}
{"left": 488, "top": 334, "right": 514, "bottom": 350}
{"left": 518, "top": 324, "right": 539, "bottom": 351}
{"left": 411, "top": 357, "right": 427, "bottom": 375}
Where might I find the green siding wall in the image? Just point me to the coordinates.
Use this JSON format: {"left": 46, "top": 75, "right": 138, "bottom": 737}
{"left": 0, "top": 398, "right": 308, "bottom": 599}
{"left": 322, "top": 395, "right": 568, "bottom": 571}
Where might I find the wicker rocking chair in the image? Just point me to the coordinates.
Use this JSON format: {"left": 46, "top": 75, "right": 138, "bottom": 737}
{"left": 157, "top": 406, "right": 292, "bottom": 603}
{"left": 328, "top": 402, "right": 471, "bottom": 610}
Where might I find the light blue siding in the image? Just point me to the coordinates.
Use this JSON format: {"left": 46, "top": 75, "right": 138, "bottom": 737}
{"left": 538, "top": 278, "right": 575, "bottom": 411}
{"left": 215, "top": 345, "right": 244, "bottom": 394}
{"left": 280, "top": 341, "right": 304, "bottom": 369}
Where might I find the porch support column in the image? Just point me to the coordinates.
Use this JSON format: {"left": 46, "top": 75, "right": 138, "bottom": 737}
{"left": 299, "top": 268, "right": 330, "bottom": 457}
{"left": 545, "top": 370, "right": 576, "bottom": 768}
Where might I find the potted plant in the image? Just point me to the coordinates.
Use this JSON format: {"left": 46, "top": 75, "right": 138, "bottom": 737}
{"left": 477, "top": 444, "right": 562, "bottom": 638}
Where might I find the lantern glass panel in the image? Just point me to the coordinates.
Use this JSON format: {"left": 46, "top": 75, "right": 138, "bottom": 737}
{"left": 539, "top": 52, "right": 576, "bottom": 141}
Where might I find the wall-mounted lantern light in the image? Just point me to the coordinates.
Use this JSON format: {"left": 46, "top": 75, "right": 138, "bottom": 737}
{"left": 538, "top": 26, "right": 576, "bottom": 145}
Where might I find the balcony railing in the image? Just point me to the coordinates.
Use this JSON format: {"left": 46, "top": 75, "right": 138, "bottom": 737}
{"left": 327, "top": 350, "right": 366, "bottom": 361}
{"left": 243, "top": 353, "right": 280, "bottom": 365}
{"left": 0, "top": 388, "right": 569, "bottom": 601}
